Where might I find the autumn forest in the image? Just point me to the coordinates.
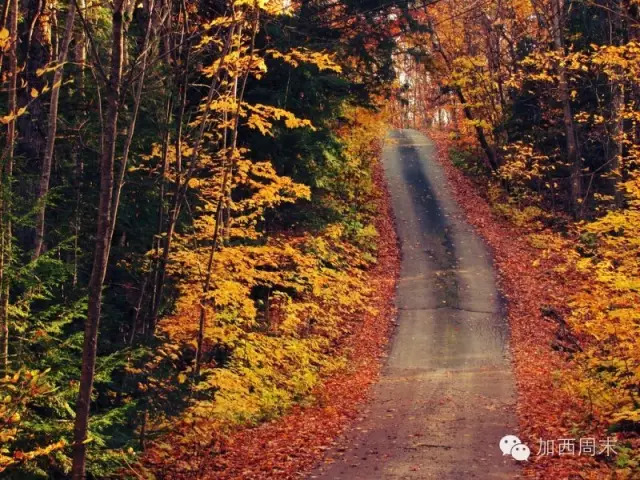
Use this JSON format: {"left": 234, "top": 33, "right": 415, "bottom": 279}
{"left": 0, "top": 0, "right": 639, "bottom": 479}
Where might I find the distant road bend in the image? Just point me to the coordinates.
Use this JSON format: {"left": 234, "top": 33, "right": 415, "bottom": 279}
{"left": 311, "top": 130, "right": 519, "bottom": 479}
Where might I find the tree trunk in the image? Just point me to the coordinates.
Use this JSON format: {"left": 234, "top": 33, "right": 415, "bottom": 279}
{"left": 609, "top": 0, "right": 626, "bottom": 208}
{"left": 551, "top": 0, "right": 582, "bottom": 216}
{"left": 33, "top": 0, "right": 77, "bottom": 259}
{"left": 455, "top": 86, "right": 499, "bottom": 171}
{"left": 19, "top": 0, "right": 51, "bottom": 174}
{"left": 610, "top": 77, "right": 624, "bottom": 207}
{"left": 195, "top": 200, "right": 223, "bottom": 378}
{"left": 0, "top": 0, "right": 18, "bottom": 378}
{"left": 71, "top": 0, "right": 127, "bottom": 477}
{"left": 107, "top": 0, "right": 154, "bottom": 256}
{"left": 72, "top": 0, "right": 86, "bottom": 287}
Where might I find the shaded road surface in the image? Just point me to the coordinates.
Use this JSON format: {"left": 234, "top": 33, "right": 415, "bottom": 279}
{"left": 310, "top": 130, "right": 519, "bottom": 479}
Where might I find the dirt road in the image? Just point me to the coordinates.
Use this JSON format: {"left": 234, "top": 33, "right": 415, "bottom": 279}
{"left": 310, "top": 130, "right": 520, "bottom": 479}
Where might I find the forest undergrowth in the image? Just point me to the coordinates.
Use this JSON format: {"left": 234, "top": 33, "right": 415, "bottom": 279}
{"left": 140, "top": 108, "right": 398, "bottom": 479}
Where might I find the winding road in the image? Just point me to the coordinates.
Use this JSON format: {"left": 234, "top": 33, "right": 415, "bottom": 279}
{"left": 310, "top": 130, "right": 520, "bottom": 479}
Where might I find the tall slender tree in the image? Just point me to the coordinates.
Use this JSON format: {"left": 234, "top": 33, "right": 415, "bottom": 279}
{"left": 0, "top": 0, "right": 18, "bottom": 378}
{"left": 33, "top": 1, "right": 77, "bottom": 259}
{"left": 71, "top": 0, "right": 129, "bottom": 476}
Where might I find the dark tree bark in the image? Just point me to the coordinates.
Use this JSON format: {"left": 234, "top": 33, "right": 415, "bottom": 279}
{"left": 19, "top": 0, "right": 51, "bottom": 172}
{"left": 608, "top": 0, "right": 627, "bottom": 208}
{"left": 33, "top": 1, "right": 77, "bottom": 259}
{"left": 455, "top": 86, "right": 499, "bottom": 171}
{"left": 71, "top": 0, "right": 127, "bottom": 476}
{"left": 0, "top": 0, "right": 18, "bottom": 378}
{"left": 550, "top": 0, "right": 582, "bottom": 216}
